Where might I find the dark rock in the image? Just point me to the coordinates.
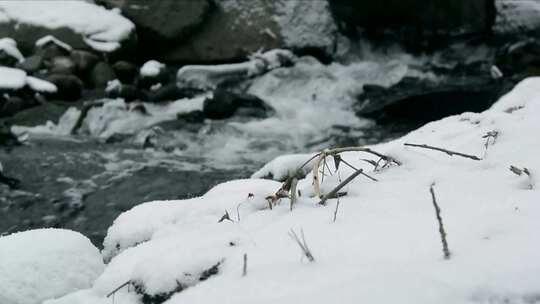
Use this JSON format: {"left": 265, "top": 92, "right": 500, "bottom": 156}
{"left": 46, "top": 74, "right": 83, "bottom": 101}
{"left": 46, "top": 56, "right": 76, "bottom": 75}
{"left": 355, "top": 75, "right": 513, "bottom": 129}
{"left": 203, "top": 89, "right": 273, "bottom": 120}
{"left": 0, "top": 122, "right": 20, "bottom": 146}
{"left": 17, "top": 55, "right": 43, "bottom": 73}
{"left": 71, "top": 50, "right": 100, "bottom": 77}
{"left": 496, "top": 39, "right": 540, "bottom": 76}
{"left": 112, "top": 61, "right": 138, "bottom": 84}
{"left": 329, "top": 0, "right": 495, "bottom": 49}
{"left": 1, "top": 96, "right": 28, "bottom": 117}
{"left": 90, "top": 62, "right": 116, "bottom": 89}
{"left": 0, "top": 50, "right": 19, "bottom": 67}
{"left": 149, "top": 84, "right": 197, "bottom": 102}
{"left": 37, "top": 42, "right": 71, "bottom": 62}
{"left": 107, "top": 84, "right": 146, "bottom": 102}
{"left": 4, "top": 102, "right": 68, "bottom": 126}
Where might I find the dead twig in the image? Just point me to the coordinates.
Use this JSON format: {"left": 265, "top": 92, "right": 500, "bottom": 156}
{"left": 71, "top": 100, "right": 104, "bottom": 135}
{"left": 333, "top": 172, "right": 342, "bottom": 223}
{"left": 482, "top": 131, "right": 499, "bottom": 157}
{"left": 404, "top": 143, "right": 481, "bottom": 161}
{"left": 318, "top": 169, "right": 363, "bottom": 205}
{"left": 335, "top": 155, "right": 378, "bottom": 182}
{"left": 510, "top": 165, "right": 534, "bottom": 189}
{"left": 289, "top": 228, "right": 315, "bottom": 262}
{"left": 218, "top": 210, "right": 233, "bottom": 223}
{"left": 107, "top": 280, "right": 132, "bottom": 298}
{"left": 429, "top": 183, "right": 451, "bottom": 260}
{"left": 242, "top": 253, "right": 248, "bottom": 277}
{"left": 289, "top": 177, "right": 298, "bottom": 211}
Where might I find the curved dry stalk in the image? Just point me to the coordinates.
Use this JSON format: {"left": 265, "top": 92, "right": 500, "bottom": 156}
{"left": 404, "top": 143, "right": 481, "bottom": 161}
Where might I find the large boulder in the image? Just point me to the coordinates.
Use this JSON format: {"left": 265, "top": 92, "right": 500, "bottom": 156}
{"left": 0, "top": 1, "right": 136, "bottom": 55}
{"left": 46, "top": 74, "right": 83, "bottom": 101}
{"left": 102, "top": 0, "right": 337, "bottom": 63}
{"left": 329, "top": 0, "right": 495, "bottom": 47}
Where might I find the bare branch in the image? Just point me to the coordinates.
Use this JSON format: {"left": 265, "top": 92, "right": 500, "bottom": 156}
{"left": 318, "top": 169, "right": 363, "bottom": 206}
{"left": 290, "top": 177, "right": 298, "bottom": 211}
{"left": 333, "top": 172, "right": 342, "bottom": 223}
{"left": 242, "top": 253, "right": 248, "bottom": 277}
{"left": 404, "top": 143, "right": 481, "bottom": 161}
{"left": 107, "top": 280, "right": 131, "bottom": 298}
{"left": 429, "top": 183, "right": 451, "bottom": 260}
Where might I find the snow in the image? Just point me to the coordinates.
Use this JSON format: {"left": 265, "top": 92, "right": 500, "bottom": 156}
{"left": 140, "top": 60, "right": 165, "bottom": 78}
{"left": 0, "top": 1, "right": 134, "bottom": 52}
{"left": 46, "top": 77, "right": 540, "bottom": 303}
{"left": 0, "top": 37, "right": 24, "bottom": 63}
{"left": 0, "top": 66, "right": 27, "bottom": 90}
{"left": 251, "top": 153, "right": 317, "bottom": 181}
{"left": 36, "top": 35, "right": 73, "bottom": 52}
{"left": 26, "top": 76, "right": 58, "bottom": 93}
{"left": 0, "top": 229, "right": 105, "bottom": 304}
{"left": 495, "top": 0, "right": 540, "bottom": 34}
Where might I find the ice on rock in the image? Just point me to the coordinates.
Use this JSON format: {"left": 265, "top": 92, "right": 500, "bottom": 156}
{"left": 140, "top": 60, "right": 166, "bottom": 77}
{"left": 0, "top": 229, "right": 105, "bottom": 304}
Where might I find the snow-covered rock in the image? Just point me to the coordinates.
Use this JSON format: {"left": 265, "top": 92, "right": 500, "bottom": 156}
{"left": 36, "top": 35, "right": 73, "bottom": 52}
{"left": 49, "top": 77, "right": 540, "bottom": 303}
{"left": 0, "top": 229, "right": 105, "bottom": 304}
{"left": 0, "top": 1, "right": 135, "bottom": 53}
{"left": 26, "top": 76, "right": 58, "bottom": 93}
{"left": 0, "top": 37, "right": 24, "bottom": 63}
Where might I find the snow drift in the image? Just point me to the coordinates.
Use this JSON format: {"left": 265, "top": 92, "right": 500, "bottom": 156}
{"left": 43, "top": 77, "right": 540, "bottom": 303}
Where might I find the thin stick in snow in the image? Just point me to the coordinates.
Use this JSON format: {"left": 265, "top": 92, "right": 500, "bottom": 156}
{"left": 289, "top": 228, "right": 315, "bottom": 262}
{"left": 290, "top": 177, "right": 298, "bottom": 211}
{"left": 429, "top": 183, "right": 451, "bottom": 260}
{"left": 318, "top": 169, "right": 363, "bottom": 206}
{"left": 336, "top": 155, "right": 378, "bottom": 182}
{"left": 107, "top": 280, "right": 131, "bottom": 298}
{"left": 510, "top": 165, "right": 534, "bottom": 189}
{"left": 404, "top": 143, "right": 481, "bottom": 161}
{"left": 482, "top": 131, "right": 499, "bottom": 158}
{"left": 333, "top": 172, "right": 342, "bottom": 223}
{"left": 242, "top": 253, "right": 248, "bottom": 277}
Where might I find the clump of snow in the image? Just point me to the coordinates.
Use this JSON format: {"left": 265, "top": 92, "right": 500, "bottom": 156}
{"left": 251, "top": 153, "right": 316, "bottom": 181}
{"left": 140, "top": 60, "right": 165, "bottom": 78}
{"left": 26, "top": 76, "right": 57, "bottom": 93}
{"left": 0, "top": 1, "right": 134, "bottom": 52}
{"left": 0, "top": 229, "right": 104, "bottom": 304}
{"left": 0, "top": 37, "right": 24, "bottom": 63}
{"left": 49, "top": 77, "right": 540, "bottom": 303}
{"left": 0, "top": 67, "right": 27, "bottom": 90}
{"left": 36, "top": 35, "right": 73, "bottom": 52}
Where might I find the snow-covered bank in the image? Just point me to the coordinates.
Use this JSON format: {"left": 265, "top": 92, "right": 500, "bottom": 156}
{"left": 41, "top": 78, "right": 540, "bottom": 304}
{"left": 0, "top": 229, "right": 104, "bottom": 304}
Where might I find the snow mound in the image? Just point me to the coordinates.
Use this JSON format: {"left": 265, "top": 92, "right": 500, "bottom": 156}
{"left": 0, "top": 229, "right": 105, "bottom": 304}
{"left": 0, "top": 37, "right": 24, "bottom": 63}
{"left": 140, "top": 60, "right": 165, "bottom": 78}
{"left": 51, "top": 77, "right": 540, "bottom": 303}
{"left": 251, "top": 153, "right": 317, "bottom": 181}
{"left": 0, "top": 1, "right": 134, "bottom": 52}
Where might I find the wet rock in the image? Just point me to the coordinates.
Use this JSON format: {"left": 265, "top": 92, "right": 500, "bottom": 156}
{"left": 496, "top": 39, "right": 540, "bottom": 76}
{"left": 36, "top": 41, "right": 71, "bottom": 62}
{"left": 149, "top": 84, "right": 196, "bottom": 102}
{"left": 177, "top": 110, "right": 205, "bottom": 123}
{"left": 71, "top": 50, "right": 100, "bottom": 77}
{"left": 355, "top": 75, "right": 512, "bottom": 128}
{"left": 1, "top": 96, "right": 27, "bottom": 117}
{"left": 107, "top": 84, "right": 146, "bottom": 102}
{"left": 17, "top": 55, "right": 43, "bottom": 73}
{"left": 90, "top": 62, "right": 116, "bottom": 89}
{"left": 46, "top": 74, "right": 83, "bottom": 101}
{"left": 46, "top": 56, "right": 76, "bottom": 75}
{"left": 5, "top": 102, "right": 68, "bottom": 126}
{"left": 112, "top": 61, "right": 138, "bottom": 84}
{"left": 203, "top": 89, "right": 273, "bottom": 119}
{"left": 0, "top": 122, "right": 19, "bottom": 146}
{"left": 0, "top": 49, "right": 19, "bottom": 67}
{"left": 330, "top": 0, "right": 495, "bottom": 49}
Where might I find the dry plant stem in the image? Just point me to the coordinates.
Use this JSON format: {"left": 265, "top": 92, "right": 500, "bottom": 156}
{"left": 318, "top": 169, "right": 363, "bottom": 205}
{"left": 404, "top": 143, "right": 481, "bottom": 161}
{"left": 290, "top": 177, "right": 298, "bottom": 211}
{"left": 107, "top": 280, "right": 131, "bottom": 298}
{"left": 429, "top": 183, "right": 451, "bottom": 260}
{"left": 339, "top": 157, "right": 378, "bottom": 182}
{"left": 242, "top": 253, "right": 247, "bottom": 277}
{"left": 333, "top": 172, "right": 342, "bottom": 223}
{"left": 289, "top": 229, "right": 315, "bottom": 262}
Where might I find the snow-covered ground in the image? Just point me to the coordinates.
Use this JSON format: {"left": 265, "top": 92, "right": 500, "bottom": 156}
{"left": 34, "top": 78, "right": 540, "bottom": 304}
{"left": 0, "top": 229, "right": 104, "bottom": 304}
